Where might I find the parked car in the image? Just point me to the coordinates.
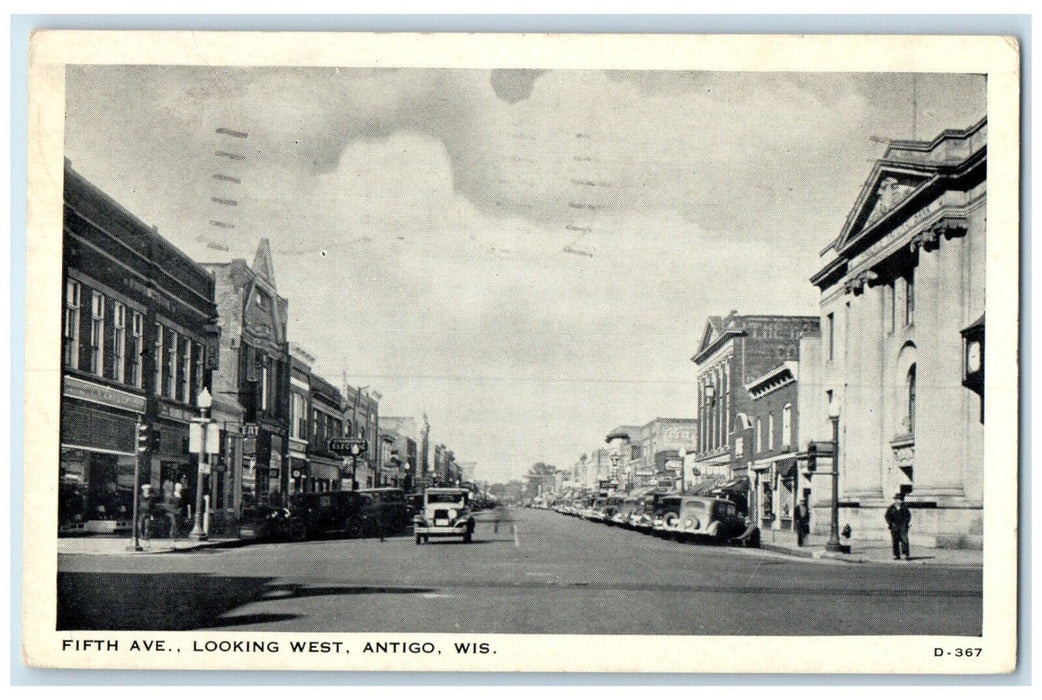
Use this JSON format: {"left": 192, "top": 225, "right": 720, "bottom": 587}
{"left": 285, "top": 490, "right": 382, "bottom": 540}
{"left": 667, "top": 496, "right": 757, "bottom": 545}
{"left": 413, "top": 488, "right": 476, "bottom": 544}
{"left": 612, "top": 497, "right": 640, "bottom": 527}
{"left": 356, "top": 488, "right": 412, "bottom": 534}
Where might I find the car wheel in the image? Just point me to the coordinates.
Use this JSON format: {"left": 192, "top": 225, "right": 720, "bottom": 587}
{"left": 287, "top": 520, "right": 307, "bottom": 542}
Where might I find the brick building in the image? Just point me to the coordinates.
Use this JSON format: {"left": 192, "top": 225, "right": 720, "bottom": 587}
{"left": 203, "top": 240, "right": 290, "bottom": 510}
{"left": 309, "top": 372, "right": 344, "bottom": 491}
{"left": 60, "top": 162, "right": 220, "bottom": 533}
{"left": 690, "top": 313, "right": 820, "bottom": 503}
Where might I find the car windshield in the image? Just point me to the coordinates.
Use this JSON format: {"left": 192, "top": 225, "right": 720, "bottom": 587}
{"left": 426, "top": 492, "right": 465, "bottom": 505}
{"left": 660, "top": 497, "right": 683, "bottom": 511}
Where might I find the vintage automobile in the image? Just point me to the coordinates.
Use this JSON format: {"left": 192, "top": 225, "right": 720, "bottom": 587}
{"left": 356, "top": 487, "right": 413, "bottom": 534}
{"left": 659, "top": 496, "right": 758, "bottom": 545}
{"left": 413, "top": 488, "right": 476, "bottom": 544}
{"left": 586, "top": 498, "right": 608, "bottom": 522}
{"left": 282, "top": 490, "right": 385, "bottom": 540}
{"left": 612, "top": 497, "right": 640, "bottom": 528}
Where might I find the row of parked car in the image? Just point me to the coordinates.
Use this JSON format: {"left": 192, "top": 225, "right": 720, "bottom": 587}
{"left": 550, "top": 492, "right": 760, "bottom": 547}
{"left": 248, "top": 486, "right": 493, "bottom": 543}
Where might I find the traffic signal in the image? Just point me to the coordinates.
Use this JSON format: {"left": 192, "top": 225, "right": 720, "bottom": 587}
{"left": 137, "top": 423, "right": 149, "bottom": 453}
{"left": 805, "top": 441, "right": 817, "bottom": 472}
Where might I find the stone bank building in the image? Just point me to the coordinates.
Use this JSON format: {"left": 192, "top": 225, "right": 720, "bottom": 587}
{"left": 810, "top": 118, "right": 986, "bottom": 548}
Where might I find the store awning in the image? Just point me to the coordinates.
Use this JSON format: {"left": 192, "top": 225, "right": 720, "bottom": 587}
{"left": 776, "top": 458, "right": 798, "bottom": 479}
{"left": 711, "top": 476, "right": 750, "bottom": 496}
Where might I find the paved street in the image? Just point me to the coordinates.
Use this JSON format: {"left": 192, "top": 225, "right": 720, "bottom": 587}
{"left": 58, "top": 508, "right": 982, "bottom": 636}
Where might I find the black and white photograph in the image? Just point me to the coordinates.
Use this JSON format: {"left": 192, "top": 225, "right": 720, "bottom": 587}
{"left": 22, "top": 32, "right": 1019, "bottom": 673}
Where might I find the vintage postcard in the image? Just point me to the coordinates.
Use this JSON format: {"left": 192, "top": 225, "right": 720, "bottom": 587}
{"left": 22, "top": 32, "right": 1020, "bottom": 673}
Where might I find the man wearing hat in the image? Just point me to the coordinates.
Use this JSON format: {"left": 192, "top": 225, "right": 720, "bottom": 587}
{"left": 884, "top": 492, "right": 912, "bottom": 560}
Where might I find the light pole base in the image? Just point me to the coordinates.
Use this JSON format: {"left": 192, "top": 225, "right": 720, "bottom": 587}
{"left": 825, "top": 540, "right": 850, "bottom": 554}
{"left": 188, "top": 527, "right": 208, "bottom": 542}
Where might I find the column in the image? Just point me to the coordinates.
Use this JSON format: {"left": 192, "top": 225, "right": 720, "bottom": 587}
{"left": 844, "top": 284, "right": 886, "bottom": 499}
{"left": 913, "top": 235, "right": 967, "bottom": 498}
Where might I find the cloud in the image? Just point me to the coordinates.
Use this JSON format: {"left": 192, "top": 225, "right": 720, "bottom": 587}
{"left": 490, "top": 69, "right": 548, "bottom": 103}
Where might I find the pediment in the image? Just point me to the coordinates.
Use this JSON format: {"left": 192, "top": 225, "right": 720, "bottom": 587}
{"left": 834, "top": 167, "right": 931, "bottom": 253}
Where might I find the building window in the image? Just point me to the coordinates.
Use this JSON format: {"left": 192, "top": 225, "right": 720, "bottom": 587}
{"left": 89, "top": 291, "right": 105, "bottom": 376}
{"left": 312, "top": 409, "right": 320, "bottom": 444}
{"left": 112, "top": 302, "right": 126, "bottom": 383}
{"left": 756, "top": 418, "right": 763, "bottom": 454}
{"left": 904, "top": 270, "right": 915, "bottom": 326}
{"left": 826, "top": 312, "right": 835, "bottom": 361}
{"left": 782, "top": 403, "right": 793, "bottom": 448}
{"left": 256, "top": 291, "right": 268, "bottom": 310}
{"left": 164, "top": 328, "right": 177, "bottom": 399}
{"left": 767, "top": 412, "right": 775, "bottom": 450}
{"left": 192, "top": 342, "right": 203, "bottom": 403}
{"left": 291, "top": 393, "right": 306, "bottom": 439}
{"left": 63, "top": 280, "right": 81, "bottom": 368}
{"left": 129, "top": 311, "right": 143, "bottom": 388}
{"left": 260, "top": 360, "right": 269, "bottom": 412}
{"left": 907, "top": 364, "right": 917, "bottom": 435}
{"left": 722, "top": 365, "right": 730, "bottom": 441}
{"left": 178, "top": 335, "right": 190, "bottom": 403}
{"left": 885, "top": 281, "right": 895, "bottom": 334}
{"left": 153, "top": 323, "right": 163, "bottom": 395}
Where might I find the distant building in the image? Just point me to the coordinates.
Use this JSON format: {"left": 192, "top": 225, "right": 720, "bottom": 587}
{"left": 309, "top": 373, "right": 343, "bottom": 492}
{"left": 287, "top": 345, "right": 313, "bottom": 495}
{"left": 382, "top": 415, "right": 429, "bottom": 490}
{"left": 809, "top": 118, "right": 986, "bottom": 548}
{"left": 342, "top": 384, "right": 380, "bottom": 489}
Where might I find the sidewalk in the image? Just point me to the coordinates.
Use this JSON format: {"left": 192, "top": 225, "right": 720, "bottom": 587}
{"left": 758, "top": 531, "right": 982, "bottom": 567}
{"left": 58, "top": 534, "right": 250, "bottom": 556}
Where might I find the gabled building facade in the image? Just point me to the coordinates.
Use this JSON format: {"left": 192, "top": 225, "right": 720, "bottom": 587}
{"left": 810, "top": 118, "right": 986, "bottom": 548}
{"left": 204, "top": 239, "right": 291, "bottom": 509}
{"left": 691, "top": 312, "right": 820, "bottom": 491}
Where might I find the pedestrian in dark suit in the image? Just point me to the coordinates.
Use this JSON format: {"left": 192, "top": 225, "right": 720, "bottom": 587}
{"left": 794, "top": 498, "right": 811, "bottom": 547}
{"left": 884, "top": 493, "right": 911, "bottom": 560}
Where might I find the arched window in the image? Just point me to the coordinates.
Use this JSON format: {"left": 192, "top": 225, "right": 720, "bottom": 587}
{"left": 907, "top": 364, "right": 917, "bottom": 435}
{"left": 345, "top": 419, "right": 352, "bottom": 437}
{"left": 782, "top": 403, "right": 793, "bottom": 447}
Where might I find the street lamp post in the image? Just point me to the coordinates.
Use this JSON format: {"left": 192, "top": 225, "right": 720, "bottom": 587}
{"left": 189, "top": 387, "right": 213, "bottom": 541}
{"left": 825, "top": 397, "right": 843, "bottom": 553}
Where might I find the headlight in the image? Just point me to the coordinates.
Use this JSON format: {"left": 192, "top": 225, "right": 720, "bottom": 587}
{"left": 685, "top": 518, "right": 693, "bottom": 529}
{"left": 448, "top": 509, "right": 458, "bottom": 519}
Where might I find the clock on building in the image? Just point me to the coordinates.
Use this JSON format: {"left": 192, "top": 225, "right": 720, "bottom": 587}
{"left": 961, "top": 315, "right": 984, "bottom": 422}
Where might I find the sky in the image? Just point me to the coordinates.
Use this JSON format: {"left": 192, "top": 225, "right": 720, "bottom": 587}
{"left": 63, "top": 67, "right": 986, "bottom": 483}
